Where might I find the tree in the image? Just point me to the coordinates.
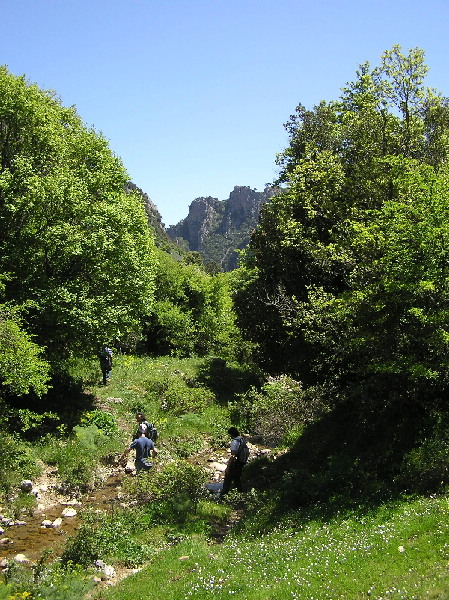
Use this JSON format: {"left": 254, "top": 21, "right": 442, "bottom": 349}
{"left": 143, "top": 250, "right": 241, "bottom": 358}
{"left": 0, "top": 67, "right": 157, "bottom": 360}
{"left": 235, "top": 46, "right": 449, "bottom": 405}
{"left": 0, "top": 304, "right": 50, "bottom": 396}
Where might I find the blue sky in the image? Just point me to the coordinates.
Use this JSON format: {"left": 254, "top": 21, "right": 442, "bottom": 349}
{"left": 2, "top": 0, "right": 449, "bottom": 226}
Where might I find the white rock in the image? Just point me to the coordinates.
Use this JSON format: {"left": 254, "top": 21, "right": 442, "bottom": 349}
{"left": 94, "top": 559, "right": 105, "bottom": 568}
{"left": 61, "top": 507, "right": 77, "bottom": 517}
{"left": 0, "top": 538, "right": 12, "bottom": 545}
{"left": 15, "top": 521, "right": 26, "bottom": 526}
{"left": 41, "top": 520, "right": 53, "bottom": 528}
{"left": 52, "top": 517, "right": 63, "bottom": 528}
{"left": 209, "top": 462, "right": 227, "bottom": 472}
{"left": 100, "top": 565, "right": 116, "bottom": 580}
{"left": 13, "top": 554, "right": 29, "bottom": 564}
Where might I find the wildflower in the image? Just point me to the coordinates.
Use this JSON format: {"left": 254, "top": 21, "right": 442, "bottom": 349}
{"left": 398, "top": 545, "right": 405, "bottom": 553}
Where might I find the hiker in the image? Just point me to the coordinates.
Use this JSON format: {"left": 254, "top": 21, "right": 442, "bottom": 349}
{"left": 98, "top": 346, "right": 113, "bottom": 385}
{"left": 221, "top": 427, "right": 250, "bottom": 496}
{"left": 133, "top": 412, "right": 158, "bottom": 442}
{"left": 120, "top": 423, "right": 158, "bottom": 474}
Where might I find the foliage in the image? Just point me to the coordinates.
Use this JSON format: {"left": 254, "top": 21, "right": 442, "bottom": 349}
{"left": 61, "top": 509, "right": 154, "bottom": 567}
{"left": 122, "top": 459, "right": 207, "bottom": 522}
{"left": 1, "top": 557, "right": 93, "bottom": 599}
{"left": 0, "top": 66, "right": 157, "bottom": 362}
{"left": 0, "top": 432, "right": 41, "bottom": 499}
{"left": 0, "top": 304, "right": 50, "bottom": 397}
{"left": 143, "top": 250, "right": 242, "bottom": 358}
{"left": 196, "top": 356, "right": 264, "bottom": 403}
{"left": 234, "top": 46, "right": 449, "bottom": 410}
{"left": 79, "top": 409, "right": 119, "bottom": 436}
{"left": 231, "top": 375, "right": 328, "bottom": 445}
{"left": 40, "top": 424, "right": 120, "bottom": 491}
{"left": 145, "top": 372, "right": 213, "bottom": 416}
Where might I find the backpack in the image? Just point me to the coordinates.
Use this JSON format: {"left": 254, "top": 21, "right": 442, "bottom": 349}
{"left": 99, "top": 347, "right": 112, "bottom": 367}
{"left": 236, "top": 437, "right": 250, "bottom": 464}
{"left": 139, "top": 421, "right": 158, "bottom": 443}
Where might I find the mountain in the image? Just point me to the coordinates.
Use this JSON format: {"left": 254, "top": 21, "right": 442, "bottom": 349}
{"left": 166, "top": 185, "right": 278, "bottom": 271}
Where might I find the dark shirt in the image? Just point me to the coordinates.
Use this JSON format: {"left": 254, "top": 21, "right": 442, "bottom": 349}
{"left": 130, "top": 436, "right": 154, "bottom": 461}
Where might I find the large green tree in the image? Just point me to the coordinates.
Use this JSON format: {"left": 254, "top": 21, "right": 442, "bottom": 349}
{"left": 235, "top": 46, "right": 449, "bottom": 405}
{"left": 0, "top": 67, "right": 157, "bottom": 361}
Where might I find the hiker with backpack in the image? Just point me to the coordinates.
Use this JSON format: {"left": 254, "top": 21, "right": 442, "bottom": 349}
{"left": 221, "top": 427, "right": 250, "bottom": 497}
{"left": 98, "top": 345, "right": 113, "bottom": 385}
{"left": 133, "top": 412, "right": 158, "bottom": 443}
{"left": 120, "top": 422, "right": 158, "bottom": 474}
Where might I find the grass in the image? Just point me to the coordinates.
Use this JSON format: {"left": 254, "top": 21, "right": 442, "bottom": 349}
{"left": 4, "top": 354, "right": 449, "bottom": 600}
{"left": 97, "top": 493, "right": 449, "bottom": 600}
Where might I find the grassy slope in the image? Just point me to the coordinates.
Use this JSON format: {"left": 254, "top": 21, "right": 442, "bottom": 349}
{"left": 86, "top": 356, "right": 449, "bottom": 600}
{"left": 98, "top": 494, "right": 449, "bottom": 600}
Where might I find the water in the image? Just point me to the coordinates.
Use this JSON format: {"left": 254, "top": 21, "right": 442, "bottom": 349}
{"left": 0, "top": 475, "right": 123, "bottom": 563}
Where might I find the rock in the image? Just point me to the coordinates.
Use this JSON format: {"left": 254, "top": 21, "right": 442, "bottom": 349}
{"left": 94, "top": 559, "right": 105, "bottom": 569}
{"left": 41, "top": 520, "right": 53, "bottom": 528}
{"left": 61, "top": 507, "right": 77, "bottom": 517}
{"left": 14, "top": 521, "right": 26, "bottom": 526}
{"left": 13, "top": 554, "right": 29, "bottom": 564}
{"left": 52, "top": 517, "right": 63, "bottom": 528}
{"left": 99, "top": 564, "right": 116, "bottom": 580}
{"left": 0, "top": 528, "right": 3, "bottom": 535}
{"left": 20, "top": 480, "right": 33, "bottom": 493}
{"left": 1, "top": 517, "right": 13, "bottom": 526}
{"left": 0, "top": 558, "right": 7, "bottom": 568}
{"left": 208, "top": 462, "right": 227, "bottom": 472}
{"left": 0, "top": 538, "right": 12, "bottom": 545}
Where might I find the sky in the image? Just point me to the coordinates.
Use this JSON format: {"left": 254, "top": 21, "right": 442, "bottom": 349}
{"left": 2, "top": 0, "right": 449, "bottom": 226}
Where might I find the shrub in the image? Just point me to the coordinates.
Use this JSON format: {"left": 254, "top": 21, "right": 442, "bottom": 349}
{"left": 123, "top": 459, "right": 207, "bottom": 522}
{"left": 396, "top": 415, "right": 449, "bottom": 492}
{"left": 79, "top": 410, "right": 119, "bottom": 436}
{"left": 61, "top": 510, "right": 153, "bottom": 567}
{"left": 41, "top": 424, "right": 120, "bottom": 492}
{"left": 0, "top": 433, "right": 41, "bottom": 500}
{"left": 145, "top": 374, "right": 212, "bottom": 416}
{"left": 231, "top": 376, "right": 328, "bottom": 446}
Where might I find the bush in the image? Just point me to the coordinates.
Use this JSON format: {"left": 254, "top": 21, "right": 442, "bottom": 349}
{"left": 61, "top": 510, "right": 154, "bottom": 567}
{"left": 79, "top": 410, "right": 119, "bottom": 436}
{"left": 145, "top": 374, "right": 212, "bottom": 416}
{"left": 0, "top": 433, "right": 42, "bottom": 500}
{"left": 123, "top": 459, "right": 207, "bottom": 522}
{"left": 41, "top": 424, "right": 120, "bottom": 491}
{"left": 231, "top": 376, "right": 328, "bottom": 446}
{"left": 396, "top": 415, "right": 449, "bottom": 492}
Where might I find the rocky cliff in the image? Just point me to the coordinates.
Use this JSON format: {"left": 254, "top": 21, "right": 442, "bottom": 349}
{"left": 167, "top": 185, "right": 278, "bottom": 271}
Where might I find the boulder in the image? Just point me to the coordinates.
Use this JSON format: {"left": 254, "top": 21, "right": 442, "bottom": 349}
{"left": 13, "top": 554, "right": 29, "bottom": 564}
{"left": 20, "top": 480, "right": 33, "bottom": 493}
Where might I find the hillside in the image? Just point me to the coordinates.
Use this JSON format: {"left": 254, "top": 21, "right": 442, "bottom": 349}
{"left": 166, "top": 185, "right": 279, "bottom": 271}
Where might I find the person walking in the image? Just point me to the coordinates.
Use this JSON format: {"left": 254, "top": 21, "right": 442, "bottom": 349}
{"left": 221, "top": 427, "right": 249, "bottom": 497}
{"left": 98, "top": 345, "right": 113, "bottom": 385}
{"left": 133, "top": 412, "right": 158, "bottom": 442}
{"left": 120, "top": 423, "right": 158, "bottom": 474}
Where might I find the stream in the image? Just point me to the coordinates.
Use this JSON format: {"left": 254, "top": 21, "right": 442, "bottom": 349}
{"left": 0, "top": 474, "right": 124, "bottom": 564}
{"left": 0, "top": 441, "right": 268, "bottom": 566}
